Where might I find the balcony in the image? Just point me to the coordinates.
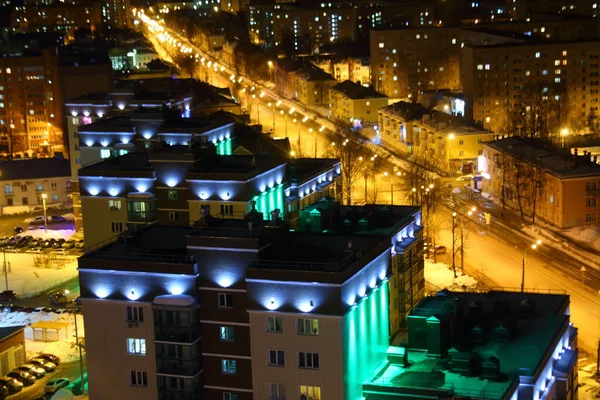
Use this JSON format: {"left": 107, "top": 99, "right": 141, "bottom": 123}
{"left": 154, "top": 325, "right": 200, "bottom": 344}
{"left": 156, "top": 355, "right": 202, "bottom": 377}
{"left": 127, "top": 210, "right": 156, "bottom": 223}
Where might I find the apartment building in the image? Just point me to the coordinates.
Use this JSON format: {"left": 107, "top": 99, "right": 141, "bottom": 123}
{"left": 11, "top": 1, "right": 102, "bottom": 36}
{"left": 462, "top": 40, "right": 600, "bottom": 132}
{"left": 365, "top": 289, "right": 578, "bottom": 400}
{"left": 481, "top": 136, "right": 600, "bottom": 228}
{"left": 328, "top": 80, "right": 388, "bottom": 125}
{"left": 370, "top": 16, "right": 599, "bottom": 99}
{"left": 0, "top": 50, "right": 62, "bottom": 155}
{"left": 0, "top": 327, "right": 26, "bottom": 377}
{"left": 78, "top": 199, "right": 424, "bottom": 400}
{"left": 0, "top": 157, "right": 71, "bottom": 212}
{"left": 379, "top": 101, "right": 494, "bottom": 173}
{"left": 101, "top": 0, "right": 131, "bottom": 28}
{"left": 291, "top": 68, "right": 337, "bottom": 106}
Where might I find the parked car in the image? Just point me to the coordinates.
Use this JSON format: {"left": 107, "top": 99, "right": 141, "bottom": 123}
{"left": 26, "top": 247, "right": 44, "bottom": 254}
{"left": 62, "top": 240, "right": 75, "bottom": 249}
{"left": 6, "top": 370, "right": 35, "bottom": 385}
{"left": 27, "top": 216, "right": 47, "bottom": 226}
{"left": 74, "top": 240, "right": 85, "bottom": 249}
{"left": 0, "top": 383, "right": 8, "bottom": 399}
{"left": 32, "top": 307, "right": 52, "bottom": 313}
{"left": 0, "top": 291, "right": 16, "bottom": 301}
{"left": 53, "top": 248, "right": 68, "bottom": 254}
{"left": 13, "top": 227, "right": 22, "bottom": 234}
{"left": 16, "top": 364, "right": 45, "bottom": 378}
{"left": 0, "top": 377, "right": 23, "bottom": 393}
{"left": 38, "top": 354, "right": 60, "bottom": 365}
{"left": 29, "top": 358, "right": 56, "bottom": 372}
{"left": 21, "top": 307, "right": 35, "bottom": 313}
{"left": 44, "top": 378, "right": 70, "bottom": 394}
{"left": 53, "top": 239, "right": 66, "bottom": 249}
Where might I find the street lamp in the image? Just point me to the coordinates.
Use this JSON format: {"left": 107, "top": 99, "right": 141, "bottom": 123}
{"left": 561, "top": 128, "right": 569, "bottom": 149}
{"left": 411, "top": 187, "right": 416, "bottom": 206}
{"left": 448, "top": 133, "right": 455, "bottom": 175}
{"left": 280, "top": 110, "right": 288, "bottom": 137}
{"left": 41, "top": 193, "right": 48, "bottom": 233}
{"left": 521, "top": 240, "right": 542, "bottom": 292}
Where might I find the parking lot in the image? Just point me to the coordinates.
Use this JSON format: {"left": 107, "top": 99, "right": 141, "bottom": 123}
{"left": 0, "top": 236, "right": 83, "bottom": 257}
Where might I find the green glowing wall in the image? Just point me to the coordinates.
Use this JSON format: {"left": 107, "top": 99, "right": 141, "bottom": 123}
{"left": 216, "top": 138, "right": 233, "bottom": 155}
{"left": 253, "top": 185, "right": 285, "bottom": 219}
{"left": 343, "top": 282, "right": 389, "bottom": 400}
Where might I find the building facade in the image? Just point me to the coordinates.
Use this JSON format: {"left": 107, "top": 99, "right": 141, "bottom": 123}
{"left": 328, "top": 80, "right": 388, "bottom": 125}
{"left": 481, "top": 136, "right": 600, "bottom": 228}
{"left": 0, "top": 157, "right": 71, "bottom": 213}
{"left": 0, "top": 327, "right": 26, "bottom": 377}
{"left": 78, "top": 201, "right": 424, "bottom": 400}
{"left": 291, "top": 68, "right": 337, "bottom": 106}
{"left": 0, "top": 50, "right": 63, "bottom": 155}
{"left": 379, "top": 102, "right": 494, "bottom": 174}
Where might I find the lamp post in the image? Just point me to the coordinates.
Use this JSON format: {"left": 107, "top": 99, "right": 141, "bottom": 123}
{"left": 280, "top": 110, "right": 288, "bottom": 137}
{"left": 452, "top": 211, "right": 457, "bottom": 278}
{"left": 561, "top": 128, "right": 569, "bottom": 149}
{"left": 448, "top": 133, "right": 455, "bottom": 175}
{"left": 521, "top": 240, "right": 542, "bottom": 292}
{"left": 73, "top": 301, "right": 85, "bottom": 395}
{"left": 268, "top": 60, "right": 274, "bottom": 83}
{"left": 460, "top": 207, "right": 476, "bottom": 272}
{"left": 41, "top": 193, "right": 48, "bottom": 233}
{"left": 383, "top": 171, "right": 402, "bottom": 205}
{"left": 412, "top": 187, "right": 416, "bottom": 206}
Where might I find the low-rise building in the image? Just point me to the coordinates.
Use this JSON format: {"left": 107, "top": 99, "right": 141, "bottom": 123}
{"left": 0, "top": 157, "right": 71, "bottom": 214}
{"left": 329, "top": 80, "right": 388, "bottom": 125}
{"left": 379, "top": 102, "right": 494, "bottom": 174}
{"left": 291, "top": 68, "right": 337, "bottom": 106}
{"left": 0, "top": 326, "right": 26, "bottom": 377}
{"left": 481, "top": 136, "right": 600, "bottom": 228}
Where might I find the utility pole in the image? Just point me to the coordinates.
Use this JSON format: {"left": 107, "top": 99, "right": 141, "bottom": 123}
{"left": 74, "top": 302, "right": 85, "bottom": 395}
{"left": 452, "top": 212, "right": 457, "bottom": 278}
{"left": 460, "top": 217, "right": 464, "bottom": 273}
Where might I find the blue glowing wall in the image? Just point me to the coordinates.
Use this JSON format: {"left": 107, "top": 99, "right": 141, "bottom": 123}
{"left": 343, "top": 281, "right": 389, "bottom": 400}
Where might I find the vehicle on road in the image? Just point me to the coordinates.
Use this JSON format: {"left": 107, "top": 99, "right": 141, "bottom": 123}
{"left": 26, "top": 216, "right": 47, "bottom": 225}
{"left": 16, "top": 364, "right": 45, "bottom": 378}
{"left": 0, "top": 377, "right": 23, "bottom": 393}
{"left": 53, "top": 248, "right": 68, "bottom": 254}
{"left": 49, "top": 290, "right": 76, "bottom": 305}
{"left": 38, "top": 354, "right": 60, "bottom": 365}
{"left": 456, "top": 174, "right": 474, "bottom": 181}
{"left": 29, "top": 358, "right": 56, "bottom": 372}
{"left": 6, "top": 370, "right": 35, "bottom": 385}
{"left": 44, "top": 378, "right": 70, "bottom": 394}
{"left": 0, "top": 291, "right": 16, "bottom": 301}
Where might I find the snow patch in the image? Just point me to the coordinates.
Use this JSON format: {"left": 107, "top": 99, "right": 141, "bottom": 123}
{"left": 153, "top": 294, "right": 195, "bottom": 306}
{"left": 425, "top": 260, "right": 478, "bottom": 291}
{"left": 15, "top": 229, "right": 76, "bottom": 241}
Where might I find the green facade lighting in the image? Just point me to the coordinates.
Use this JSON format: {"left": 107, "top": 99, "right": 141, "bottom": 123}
{"left": 216, "top": 138, "right": 233, "bottom": 155}
{"left": 343, "top": 282, "right": 389, "bottom": 400}
{"left": 254, "top": 186, "right": 284, "bottom": 220}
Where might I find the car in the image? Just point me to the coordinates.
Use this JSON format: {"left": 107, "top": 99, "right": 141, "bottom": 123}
{"left": 430, "top": 245, "right": 447, "bottom": 255}
{"left": 49, "top": 216, "right": 66, "bottom": 223}
{"left": 62, "top": 241, "right": 75, "bottom": 249}
{"left": 0, "top": 384, "right": 8, "bottom": 399}
{"left": 0, "top": 377, "right": 23, "bottom": 393}
{"left": 74, "top": 241, "right": 85, "bottom": 249}
{"left": 4, "top": 247, "right": 17, "bottom": 253}
{"left": 44, "top": 378, "right": 70, "bottom": 394}
{"left": 53, "top": 248, "right": 68, "bottom": 254}
{"left": 21, "top": 307, "right": 35, "bottom": 313}
{"left": 29, "top": 358, "right": 56, "bottom": 372}
{"left": 6, "top": 371, "right": 35, "bottom": 385}
{"left": 16, "top": 364, "right": 45, "bottom": 378}
{"left": 38, "top": 354, "right": 60, "bottom": 365}
{"left": 26, "top": 247, "right": 43, "bottom": 254}
{"left": 456, "top": 174, "right": 474, "bottom": 181}
{"left": 27, "top": 216, "right": 47, "bottom": 225}
{"left": 32, "top": 307, "right": 51, "bottom": 313}
{"left": 53, "top": 240, "right": 66, "bottom": 249}
{"left": 0, "top": 291, "right": 16, "bottom": 302}
{"left": 13, "top": 227, "right": 23, "bottom": 234}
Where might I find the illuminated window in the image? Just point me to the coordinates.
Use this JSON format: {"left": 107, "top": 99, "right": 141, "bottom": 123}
{"left": 477, "top": 64, "right": 483, "bottom": 70}
{"left": 127, "top": 338, "right": 146, "bottom": 356}
{"left": 562, "top": 50, "right": 567, "bottom": 56}
{"left": 221, "top": 359, "right": 237, "bottom": 374}
{"left": 100, "top": 149, "right": 111, "bottom": 159}
{"left": 5, "top": 68, "right": 10, "bottom": 74}
{"left": 109, "top": 200, "right": 121, "bottom": 211}
{"left": 378, "top": 42, "right": 384, "bottom": 48}
{"left": 218, "top": 293, "right": 233, "bottom": 308}
{"left": 297, "top": 318, "right": 319, "bottom": 335}
{"left": 300, "top": 385, "right": 321, "bottom": 400}
{"left": 220, "top": 326, "right": 235, "bottom": 341}
{"left": 267, "top": 316, "right": 283, "bottom": 333}
{"left": 167, "top": 190, "right": 178, "bottom": 200}
{"left": 535, "top": 52, "right": 541, "bottom": 58}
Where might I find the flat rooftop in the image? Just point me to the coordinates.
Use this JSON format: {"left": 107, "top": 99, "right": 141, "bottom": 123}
{"left": 484, "top": 136, "right": 600, "bottom": 179}
{"left": 77, "top": 116, "right": 134, "bottom": 132}
{"left": 366, "top": 290, "right": 571, "bottom": 399}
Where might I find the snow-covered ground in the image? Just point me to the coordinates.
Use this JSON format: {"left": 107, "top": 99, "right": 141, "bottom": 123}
{"left": 578, "top": 359, "right": 600, "bottom": 400}
{"left": 0, "top": 309, "right": 84, "bottom": 364}
{"left": 0, "top": 252, "right": 78, "bottom": 298}
{"left": 425, "top": 259, "right": 478, "bottom": 291}
{"left": 560, "top": 225, "right": 600, "bottom": 253}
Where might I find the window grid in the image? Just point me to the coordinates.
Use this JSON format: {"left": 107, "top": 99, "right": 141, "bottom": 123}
{"left": 297, "top": 318, "right": 319, "bottom": 335}
{"left": 298, "top": 352, "right": 319, "bottom": 369}
{"left": 127, "top": 338, "right": 147, "bottom": 356}
{"left": 267, "top": 316, "right": 283, "bottom": 333}
{"left": 220, "top": 326, "right": 235, "bottom": 341}
{"left": 130, "top": 370, "right": 148, "bottom": 387}
{"left": 218, "top": 293, "right": 233, "bottom": 308}
{"left": 269, "top": 350, "right": 285, "bottom": 367}
{"left": 221, "top": 359, "right": 237, "bottom": 374}
{"left": 126, "top": 306, "right": 144, "bottom": 322}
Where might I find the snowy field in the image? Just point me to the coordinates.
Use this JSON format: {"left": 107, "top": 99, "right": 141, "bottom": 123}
{"left": 0, "top": 309, "right": 84, "bottom": 364}
{"left": 0, "top": 252, "right": 78, "bottom": 298}
{"left": 425, "top": 259, "right": 478, "bottom": 292}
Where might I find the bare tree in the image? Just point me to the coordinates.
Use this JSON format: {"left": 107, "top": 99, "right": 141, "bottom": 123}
{"left": 528, "top": 158, "right": 545, "bottom": 225}
{"left": 511, "top": 156, "right": 529, "bottom": 223}
{"left": 498, "top": 153, "right": 510, "bottom": 214}
{"left": 327, "top": 128, "right": 369, "bottom": 205}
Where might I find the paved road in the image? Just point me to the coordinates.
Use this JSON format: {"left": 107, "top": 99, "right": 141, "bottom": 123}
{"left": 0, "top": 210, "right": 74, "bottom": 238}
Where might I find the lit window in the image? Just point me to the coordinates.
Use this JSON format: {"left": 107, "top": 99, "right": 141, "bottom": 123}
{"left": 109, "top": 200, "right": 121, "bottom": 211}
{"left": 555, "top": 78, "right": 561, "bottom": 83}
{"left": 220, "top": 326, "right": 235, "bottom": 341}
{"left": 300, "top": 386, "right": 321, "bottom": 400}
{"left": 562, "top": 50, "right": 567, "bottom": 56}
{"left": 378, "top": 42, "right": 384, "bottom": 48}
{"left": 167, "top": 190, "right": 178, "bottom": 200}
{"left": 127, "top": 338, "right": 146, "bottom": 356}
{"left": 5, "top": 68, "right": 10, "bottom": 74}
{"left": 221, "top": 359, "right": 237, "bottom": 374}
{"left": 542, "top": 70, "right": 548, "bottom": 75}
{"left": 477, "top": 64, "right": 483, "bottom": 70}
{"left": 452, "top": 38, "right": 456, "bottom": 44}
{"left": 297, "top": 318, "right": 319, "bottom": 335}
{"left": 100, "top": 149, "right": 111, "bottom": 159}
{"left": 485, "top": 64, "right": 491, "bottom": 70}
{"left": 535, "top": 52, "right": 541, "bottom": 58}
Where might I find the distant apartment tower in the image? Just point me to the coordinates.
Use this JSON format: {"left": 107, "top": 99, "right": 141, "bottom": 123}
{"left": 102, "top": 0, "right": 131, "bottom": 28}
{"left": 0, "top": 50, "right": 63, "bottom": 155}
{"left": 462, "top": 40, "right": 600, "bottom": 132}
{"left": 78, "top": 201, "right": 424, "bottom": 399}
{"left": 11, "top": 2, "right": 102, "bottom": 36}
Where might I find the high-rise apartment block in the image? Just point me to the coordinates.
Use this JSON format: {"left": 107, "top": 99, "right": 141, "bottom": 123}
{"left": 79, "top": 199, "right": 424, "bottom": 400}
{"left": 11, "top": 2, "right": 102, "bottom": 36}
{"left": 0, "top": 49, "right": 63, "bottom": 155}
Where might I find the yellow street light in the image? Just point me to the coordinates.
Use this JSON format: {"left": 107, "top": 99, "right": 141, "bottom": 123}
{"left": 41, "top": 193, "right": 48, "bottom": 233}
{"left": 522, "top": 239, "right": 542, "bottom": 292}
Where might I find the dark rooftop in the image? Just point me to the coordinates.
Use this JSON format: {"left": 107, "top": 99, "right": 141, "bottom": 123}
{"left": 484, "top": 136, "right": 600, "bottom": 179}
{"left": 0, "top": 157, "right": 70, "bottom": 181}
{"left": 77, "top": 116, "right": 135, "bottom": 132}
{"left": 0, "top": 326, "right": 25, "bottom": 341}
{"left": 331, "top": 80, "right": 386, "bottom": 100}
